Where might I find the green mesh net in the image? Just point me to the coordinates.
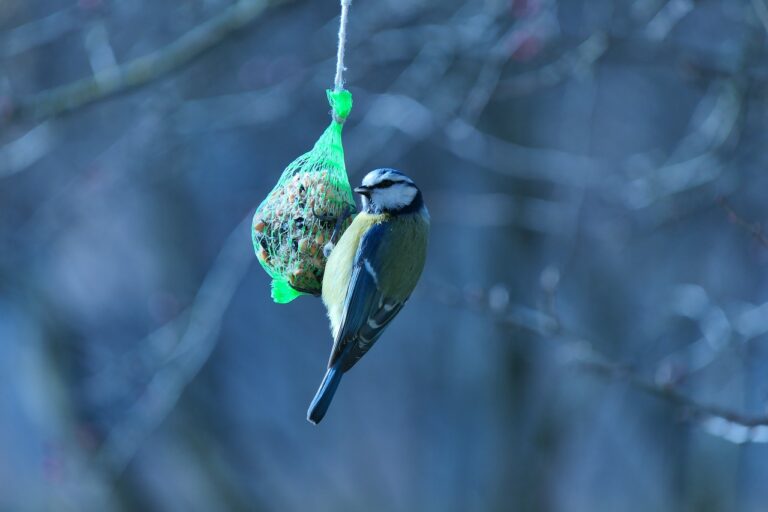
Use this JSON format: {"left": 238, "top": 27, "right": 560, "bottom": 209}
{"left": 252, "top": 89, "right": 355, "bottom": 304}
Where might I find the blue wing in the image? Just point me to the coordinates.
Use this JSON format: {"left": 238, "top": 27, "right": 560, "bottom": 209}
{"left": 328, "top": 222, "right": 406, "bottom": 372}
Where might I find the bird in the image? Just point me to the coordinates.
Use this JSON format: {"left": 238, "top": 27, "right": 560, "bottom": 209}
{"left": 307, "top": 168, "right": 430, "bottom": 424}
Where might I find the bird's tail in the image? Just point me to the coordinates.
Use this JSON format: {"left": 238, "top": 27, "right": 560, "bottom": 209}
{"left": 307, "top": 361, "right": 344, "bottom": 425}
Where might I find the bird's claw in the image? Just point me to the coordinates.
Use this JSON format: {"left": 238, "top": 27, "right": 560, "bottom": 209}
{"left": 313, "top": 205, "right": 354, "bottom": 258}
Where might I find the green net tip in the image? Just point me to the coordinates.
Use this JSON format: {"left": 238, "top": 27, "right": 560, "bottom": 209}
{"left": 327, "top": 89, "right": 352, "bottom": 122}
{"left": 271, "top": 278, "right": 304, "bottom": 304}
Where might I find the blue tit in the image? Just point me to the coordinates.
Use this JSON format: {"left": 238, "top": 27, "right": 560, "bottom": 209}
{"left": 307, "top": 168, "right": 430, "bottom": 424}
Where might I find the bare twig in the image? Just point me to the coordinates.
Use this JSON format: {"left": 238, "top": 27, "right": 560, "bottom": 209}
{"left": 752, "top": 0, "right": 768, "bottom": 35}
{"left": 175, "top": 86, "right": 298, "bottom": 135}
{"left": 442, "top": 117, "right": 603, "bottom": 186}
{"left": 430, "top": 280, "right": 768, "bottom": 432}
{"left": 576, "top": 357, "right": 768, "bottom": 428}
{"left": 0, "top": 122, "right": 55, "bottom": 178}
{"left": 497, "top": 32, "right": 608, "bottom": 97}
{"left": 644, "top": 0, "right": 694, "bottom": 41}
{"left": 345, "top": 1, "right": 492, "bottom": 171}
{"left": 459, "top": 25, "right": 520, "bottom": 124}
{"left": 0, "top": 6, "right": 81, "bottom": 59}
{"left": 11, "top": 0, "right": 285, "bottom": 122}
{"left": 718, "top": 197, "right": 768, "bottom": 249}
{"left": 95, "top": 215, "right": 253, "bottom": 474}
{"left": 621, "top": 80, "right": 743, "bottom": 214}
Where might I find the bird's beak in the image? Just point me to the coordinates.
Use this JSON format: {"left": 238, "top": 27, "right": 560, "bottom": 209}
{"left": 354, "top": 185, "right": 371, "bottom": 196}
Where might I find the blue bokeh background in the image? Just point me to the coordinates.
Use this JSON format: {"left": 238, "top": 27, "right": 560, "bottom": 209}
{"left": 2, "top": 0, "right": 768, "bottom": 510}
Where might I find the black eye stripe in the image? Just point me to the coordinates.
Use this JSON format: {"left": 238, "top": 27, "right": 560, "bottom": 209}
{"left": 373, "top": 179, "right": 413, "bottom": 189}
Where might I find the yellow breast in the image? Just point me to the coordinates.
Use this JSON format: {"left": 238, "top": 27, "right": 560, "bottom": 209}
{"left": 321, "top": 210, "right": 429, "bottom": 339}
{"left": 321, "top": 213, "right": 387, "bottom": 337}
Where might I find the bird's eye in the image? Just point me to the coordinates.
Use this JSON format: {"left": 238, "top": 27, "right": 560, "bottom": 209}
{"left": 376, "top": 179, "right": 395, "bottom": 188}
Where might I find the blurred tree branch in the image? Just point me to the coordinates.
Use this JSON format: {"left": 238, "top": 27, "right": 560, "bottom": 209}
{"left": 752, "top": 0, "right": 768, "bottom": 35}
{"left": 497, "top": 32, "right": 609, "bottom": 98}
{"left": 0, "top": 121, "right": 55, "bottom": 178}
{"left": 96, "top": 215, "right": 253, "bottom": 475}
{"left": 431, "top": 279, "right": 768, "bottom": 435}
{"left": 0, "top": 6, "right": 81, "bottom": 59}
{"left": 575, "top": 357, "right": 768, "bottom": 429}
{"left": 8, "top": 0, "right": 288, "bottom": 122}
{"left": 718, "top": 197, "right": 768, "bottom": 250}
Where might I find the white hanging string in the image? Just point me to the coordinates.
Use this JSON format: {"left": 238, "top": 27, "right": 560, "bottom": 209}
{"left": 334, "top": 0, "right": 352, "bottom": 91}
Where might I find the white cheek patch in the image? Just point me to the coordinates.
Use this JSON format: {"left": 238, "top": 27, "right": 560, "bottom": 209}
{"left": 373, "top": 184, "right": 417, "bottom": 210}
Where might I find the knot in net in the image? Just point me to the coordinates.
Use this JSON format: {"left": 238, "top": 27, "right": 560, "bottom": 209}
{"left": 252, "top": 89, "right": 355, "bottom": 303}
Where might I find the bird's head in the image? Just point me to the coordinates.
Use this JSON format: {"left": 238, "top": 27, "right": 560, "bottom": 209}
{"left": 354, "top": 168, "right": 424, "bottom": 215}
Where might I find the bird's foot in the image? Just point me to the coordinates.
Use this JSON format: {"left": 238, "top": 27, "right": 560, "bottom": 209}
{"left": 313, "top": 205, "right": 354, "bottom": 258}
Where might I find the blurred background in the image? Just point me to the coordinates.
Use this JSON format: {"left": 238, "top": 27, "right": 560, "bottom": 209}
{"left": 2, "top": 0, "right": 768, "bottom": 510}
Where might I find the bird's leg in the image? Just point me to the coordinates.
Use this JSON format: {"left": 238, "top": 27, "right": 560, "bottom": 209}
{"left": 313, "top": 205, "right": 354, "bottom": 258}
{"left": 323, "top": 206, "right": 355, "bottom": 258}
{"left": 329, "top": 205, "right": 354, "bottom": 244}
